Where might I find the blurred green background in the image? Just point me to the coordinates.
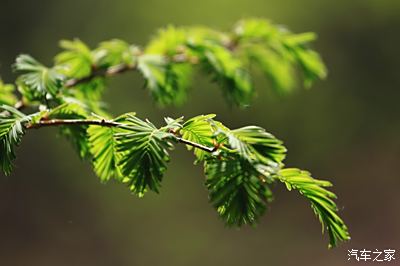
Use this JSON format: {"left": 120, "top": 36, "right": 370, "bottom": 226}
{"left": 1, "top": 0, "right": 399, "bottom": 265}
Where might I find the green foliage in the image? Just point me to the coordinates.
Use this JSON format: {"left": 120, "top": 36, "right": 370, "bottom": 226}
{"left": 201, "top": 123, "right": 285, "bottom": 225}
{"left": 246, "top": 46, "right": 295, "bottom": 93}
{"left": 0, "top": 18, "right": 349, "bottom": 248}
{"left": 14, "top": 54, "right": 64, "bottom": 101}
{"left": 87, "top": 114, "right": 128, "bottom": 182}
{"left": 234, "top": 18, "right": 327, "bottom": 92}
{"left": 93, "top": 39, "right": 137, "bottom": 68}
{"left": 137, "top": 54, "right": 191, "bottom": 106}
{"left": 0, "top": 80, "right": 17, "bottom": 106}
{"left": 115, "top": 114, "right": 173, "bottom": 196}
{"left": 66, "top": 77, "right": 107, "bottom": 114}
{"left": 146, "top": 26, "right": 187, "bottom": 55}
{"left": 0, "top": 105, "right": 30, "bottom": 175}
{"left": 205, "top": 155, "right": 273, "bottom": 226}
{"left": 55, "top": 39, "right": 93, "bottom": 78}
{"left": 88, "top": 124, "right": 119, "bottom": 182}
{"left": 48, "top": 103, "right": 91, "bottom": 159}
{"left": 180, "top": 114, "right": 217, "bottom": 161}
{"left": 277, "top": 168, "right": 350, "bottom": 248}
{"left": 190, "top": 42, "right": 253, "bottom": 106}
{"left": 225, "top": 126, "right": 287, "bottom": 167}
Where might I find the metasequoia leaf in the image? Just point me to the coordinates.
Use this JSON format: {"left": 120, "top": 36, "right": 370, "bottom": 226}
{"left": 277, "top": 168, "right": 350, "bottom": 248}
{"left": 205, "top": 155, "right": 273, "bottom": 226}
{"left": 180, "top": 114, "right": 217, "bottom": 161}
{"left": 0, "top": 80, "right": 17, "bottom": 106}
{"left": 87, "top": 115, "right": 129, "bottom": 182}
{"left": 93, "top": 39, "right": 137, "bottom": 68}
{"left": 0, "top": 105, "right": 30, "bottom": 175}
{"left": 115, "top": 113, "right": 173, "bottom": 196}
{"left": 48, "top": 103, "right": 91, "bottom": 159}
{"left": 189, "top": 42, "right": 253, "bottom": 107}
{"left": 14, "top": 54, "right": 64, "bottom": 100}
{"left": 55, "top": 39, "right": 93, "bottom": 78}
{"left": 227, "top": 126, "right": 287, "bottom": 167}
{"left": 234, "top": 18, "right": 326, "bottom": 90}
{"left": 245, "top": 45, "right": 295, "bottom": 93}
{"left": 137, "top": 54, "right": 191, "bottom": 106}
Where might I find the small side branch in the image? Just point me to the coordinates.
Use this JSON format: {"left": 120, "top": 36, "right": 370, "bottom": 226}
{"left": 175, "top": 137, "right": 217, "bottom": 153}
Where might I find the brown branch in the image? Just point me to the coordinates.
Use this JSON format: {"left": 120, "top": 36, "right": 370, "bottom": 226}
{"left": 26, "top": 118, "right": 122, "bottom": 129}
{"left": 64, "top": 53, "right": 190, "bottom": 88}
{"left": 26, "top": 118, "right": 216, "bottom": 153}
{"left": 64, "top": 64, "right": 134, "bottom": 88}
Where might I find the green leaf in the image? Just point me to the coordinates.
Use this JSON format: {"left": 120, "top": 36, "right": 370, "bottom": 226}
{"left": 234, "top": 18, "right": 327, "bottom": 90}
{"left": 233, "top": 18, "right": 280, "bottom": 42}
{"left": 0, "top": 80, "right": 17, "bottom": 106}
{"left": 190, "top": 42, "right": 253, "bottom": 107}
{"left": 115, "top": 113, "right": 173, "bottom": 196}
{"left": 146, "top": 26, "right": 187, "bottom": 56}
{"left": 14, "top": 54, "right": 64, "bottom": 100}
{"left": 88, "top": 124, "right": 118, "bottom": 182}
{"left": 87, "top": 115, "right": 128, "bottom": 182}
{"left": 47, "top": 102, "right": 88, "bottom": 118}
{"left": 245, "top": 45, "right": 295, "bottom": 93}
{"left": 225, "top": 126, "right": 287, "bottom": 171}
{"left": 283, "top": 32, "right": 318, "bottom": 46}
{"left": 48, "top": 103, "right": 91, "bottom": 159}
{"left": 277, "top": 168, "right": 350, "bottom": 248}
{"left": 66, "top": 77, "right": 107, "bottom": 112}
{"left": 93, "top": 39, "right": 138, "bottom": 68}
{"left": 288, "top": 48, "right": 327, "bottom": 88}
{"left": 205, "top": 155, "right": 273, "bottom": 226}
{"left": 180, "top": 114, "right": 217, "bottom": 161}
{"left": 137, "top": 54, "right": 191, "bottom": 106}
{"left": 55, "top": 39, "right": 93, "bottom": 78}
{"left": 0, "top": 105, "right": 31, "bottom": 175}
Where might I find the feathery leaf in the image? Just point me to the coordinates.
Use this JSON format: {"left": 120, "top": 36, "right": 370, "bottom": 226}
{"left": 180, "top": 114, "right": 217, "bottom": 161}
{"left": 55, "top": 39, "right": 93, "bottom": 78}
{"left": 48, "top": 103, "right": 91, "bottom": 159}
{"left": 87, "top": 115, "right": 129, "bottom": 182}
{"left": 277, "top": 168, "right": 350, "bottom": 248}
{"left": 14, "top": 54, "right": 64, "bottom": 100}
{"left": 137, "top": 54, "right": 191, "bottom": 106}
{"left": 0, "top": 80, "right": 17, "bottom": 106}
{"left": 205, "top": 154, "right": 273, "bottom": 226}
{"left": 0, "top": 105, "right": 30, "bottom": 175}
{"left": 115, "top": 113, "right": 173, "bottom": 196}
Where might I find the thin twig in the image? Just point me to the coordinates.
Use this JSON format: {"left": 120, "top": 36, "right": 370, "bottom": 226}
{"left": 175, "top": 136, "right": 217, "bottom": 153}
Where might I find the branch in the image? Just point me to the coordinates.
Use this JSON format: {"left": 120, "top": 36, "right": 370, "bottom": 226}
{"left": 26, "top": 118, "right": 122, "bottom": 129}
{"left": 64, "top": 64, "right": 133, "bottom": 88}
{"left": 64, "top": 53, "right": 190, "bottom": 88}
{"left": 26, "top": 118, "right": 217, "bottom": 153}
{"left": 175, "top": 136, "right": 217, "bottom": 153}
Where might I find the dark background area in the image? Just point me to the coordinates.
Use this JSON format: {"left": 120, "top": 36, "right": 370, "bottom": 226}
{"left": 1, "top": 0, "right": 399, "bottom": 265}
